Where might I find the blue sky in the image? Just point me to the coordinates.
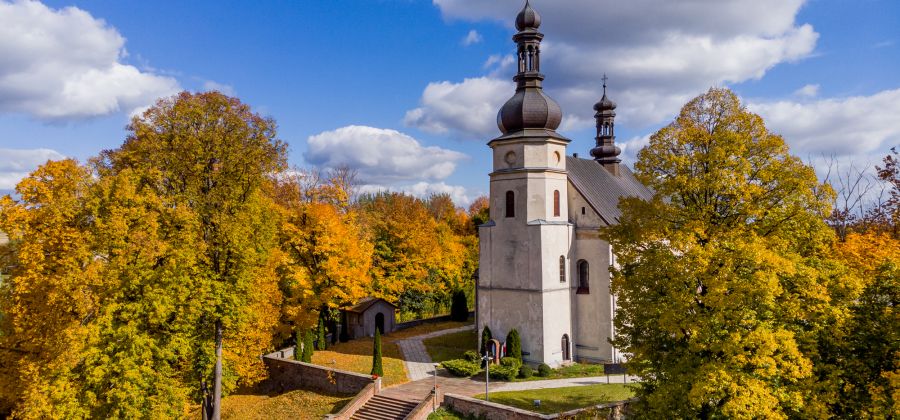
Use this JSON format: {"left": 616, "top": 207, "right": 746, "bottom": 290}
{"left": 1, "top": 0, "right": 898, "bottom": 204}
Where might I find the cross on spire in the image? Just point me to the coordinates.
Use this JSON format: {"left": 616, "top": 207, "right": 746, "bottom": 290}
{"left": 601, "top": 73, "right": 608, "bottom": 92}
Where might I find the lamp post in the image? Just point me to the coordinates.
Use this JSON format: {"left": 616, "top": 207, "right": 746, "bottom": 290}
{"left": 433, "top": 363, "right": 439, "bottom": 412}
{"left": 481, "top": 352, "right": 491, "bottom": 402}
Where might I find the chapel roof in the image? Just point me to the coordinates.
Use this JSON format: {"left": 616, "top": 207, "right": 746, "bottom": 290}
{"left": 566, "top": 157, "right": 653, "bottom": 225}
{"left": 345, "top": 297, "right": 397, "bottom": 314}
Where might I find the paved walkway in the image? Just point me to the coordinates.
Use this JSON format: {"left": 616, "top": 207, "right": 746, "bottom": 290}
{"left": 395, "top": 325, "right": 474, "bottom": 381}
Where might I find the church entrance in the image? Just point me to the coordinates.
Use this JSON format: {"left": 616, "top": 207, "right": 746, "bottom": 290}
{"left": 375, "top": 312, "right": 385, "bottom": 335}
{"left": 562, "top": 334, "right": 571, "bottom": 361}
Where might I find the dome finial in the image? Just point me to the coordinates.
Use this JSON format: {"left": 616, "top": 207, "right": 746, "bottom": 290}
{"left": 515, "top": 0, "right": 541, "bottom": 31}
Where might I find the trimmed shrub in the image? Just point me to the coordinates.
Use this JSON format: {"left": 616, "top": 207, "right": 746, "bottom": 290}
{"left": 480, "top": 326, "right": 493, "bottom": 354}
{"left": 450, "top": 290, "right": 468, "bottom": 321}
{"left": 464, "top": 350, "right": 480, "bottom": 363}
{"left": 371, "top": 328, "right": 383, "bottom": 377}
{"left": 537, "top": 363, "right": 551, "bottom": 377}
{"left": 488, "top": 363, "right": 519, "bottom": 381}
{"left": 442, "top": 359, "right": 482, "bottom": 377}
{"left": 506, "top": 329, "right": 522, "bottom": 362}
{"left": 500, "top": 357, "right": 522, "bottom": 370}
{"left": 518, "top": 365, "right": 534, "bottom": 379}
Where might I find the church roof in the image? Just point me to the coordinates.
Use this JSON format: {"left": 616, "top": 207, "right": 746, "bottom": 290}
{"left": 566, "top": 157, "right": 653, "bottom": 225}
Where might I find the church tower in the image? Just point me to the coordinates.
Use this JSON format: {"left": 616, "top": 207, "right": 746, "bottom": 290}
{"left": 477, "top": 0, "right": 575, "bottom": 367}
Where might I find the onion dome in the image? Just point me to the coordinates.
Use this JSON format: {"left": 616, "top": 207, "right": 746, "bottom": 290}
{"left": 515, "top": 0, "right": 541, "bottom": 31}
{"left": 594, "top": 92, "right": 617, "bottom": 113}
{"left": 497, "top": 88, "right": 562, "bottom": 133}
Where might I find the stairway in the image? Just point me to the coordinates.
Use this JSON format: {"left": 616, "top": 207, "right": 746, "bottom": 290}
{"left": 350, "top": 394, "right": 420, "bottom": 420}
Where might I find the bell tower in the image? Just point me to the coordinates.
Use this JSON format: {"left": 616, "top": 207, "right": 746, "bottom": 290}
{"left": 477, "top": 0, "right": 575, "bottom": 368}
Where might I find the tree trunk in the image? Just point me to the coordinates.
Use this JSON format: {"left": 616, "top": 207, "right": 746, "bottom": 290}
{"left": 212, "top": 320, "right": 224, "bottom": 420}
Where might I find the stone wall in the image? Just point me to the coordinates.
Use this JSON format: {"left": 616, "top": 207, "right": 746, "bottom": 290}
{"left": 405, "top": 389, "right": 443, "bottom": 420}
{"left": 443, "top": 393, "right": 634, "bottom": 420}
{"left": 395, "top": 311, "right": 474, "bottom": 331}
{"left": 262, "top": 349, "right": 378, "bottom": 395}
{"left": 326, "top": 382, "right": 379, "bottom": 420}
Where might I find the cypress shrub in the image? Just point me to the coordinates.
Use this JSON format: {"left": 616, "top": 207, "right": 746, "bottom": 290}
{"left": 301, "top": 330, "right": 314, "bottom": 363}
{"left": 481, "top": 325, "right": 493, "bottom": 355}
{"left": 506, "top": 328, "right": 522, "bottom": 362}
{"left": 371, "top": 328, "right": 384, "bottom": 377}
{"left": 450, "top": 290, "right": 468, "bottom": 321}
{"left": 293, "top": 330, "right": 303, "bottom": 361}
{"left": 316, "top": 316, "right": 327, "bottom": 350}
{"left": 537, "top": 363, "right": 551, "bottom": 377}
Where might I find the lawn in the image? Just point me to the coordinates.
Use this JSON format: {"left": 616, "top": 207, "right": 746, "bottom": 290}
{"left": 519, "top": 362, "right": 606, "bottom": 381}
{"left": 475, "top": 383, "right": 634, "bottom": 414}
{"left": 423, "top": 329, "right": 477, "bottom": 362}
{"left": 311, "top": 336, "right": 408, "bottom": 386}
{"left": 215, "top": 389, "right": 352, "bottom": 420}
{"left": 427, "top": 407, "right": 475, "bottom": 419}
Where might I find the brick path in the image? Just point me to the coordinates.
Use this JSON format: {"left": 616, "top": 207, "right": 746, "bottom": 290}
{"left": 395, "top": 325, "right": 474, "bottom": 381}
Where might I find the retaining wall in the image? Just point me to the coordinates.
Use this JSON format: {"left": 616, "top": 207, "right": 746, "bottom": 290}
{"left": 262, "top": 348, "right": 379, "bottom": 395}
{"left": 443, "top": 393, "right": 634, "bottom": 420}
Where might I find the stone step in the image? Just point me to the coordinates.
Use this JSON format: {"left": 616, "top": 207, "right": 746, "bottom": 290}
{"left": 349, "top": 394, "right": 419, "bottom": 420}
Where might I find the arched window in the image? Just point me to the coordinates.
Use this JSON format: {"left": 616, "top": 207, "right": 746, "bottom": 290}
{"left": 559, "top": 256, "right": 566, "bottom": 283}
{"left": 553, "top": 190, "right": 560, "bottom": 217}
{"left": 562, "top": 334, "right": 571, "bottom": 361}
{"left": 505, "top": 191, "right": 515, "bottom": 218}
{"left": 577, "top": 260, "right": 589, "bottom": 294}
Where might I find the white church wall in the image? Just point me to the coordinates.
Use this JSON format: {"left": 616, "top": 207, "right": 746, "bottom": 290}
{"left": 572, "top": 231, "right": 615, "bottom": 362}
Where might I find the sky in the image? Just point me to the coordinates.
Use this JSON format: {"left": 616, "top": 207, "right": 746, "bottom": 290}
{"left": 0, "top": 0, "right": 898, "bottom": 205}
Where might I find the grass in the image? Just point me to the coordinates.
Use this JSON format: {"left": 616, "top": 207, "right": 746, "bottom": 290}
{"left": 212, "top": 389, "right": 352, "bottom": 420}
{"left": 427, "top": 407, "right": 475, "bottom": 419}
{"left": 423, "top": 329, "right": 477, "bottom": 362}
{"left": 311, "top": 337, "right": 408, "bottom": 386}
{"left": 475, "top": 383, "right": 634, "bottom": 414}
{"left": 309, "top": 320, "right": 473, "bottom": 386}
{"left": 519, "top": 362, "right": 606, "bottom": 382}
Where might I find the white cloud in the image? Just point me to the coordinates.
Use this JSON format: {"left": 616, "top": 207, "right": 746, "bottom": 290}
{"left": 793, "top": 84, "right": 819, "bottom": 98}
{"left": 359, "top": 181, "right": 475, "bottom": 206}
{"left": 0, "top": 0, "right": 180, "bottom": 120}
{"left": 462, "top": 29, "right": 483, "bottom": 46}
{"left": 304, "top": 125, "right": 468, "bottom": 184}
{"left": 202, "top": 80, "right": 236, "bottom": 97}
{"left": 0, "top": 148, "right": 67, "bottom": 189}
{"left": 749, "top": 88, "right": 900, "bottom": 157}
{"left": 404, "top": 77, "right": 513, "bottom": 139}
{"left": 414, "top": 0, "right": 818, "bottom": 138}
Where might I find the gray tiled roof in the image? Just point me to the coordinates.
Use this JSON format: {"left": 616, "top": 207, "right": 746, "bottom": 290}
{"left": 566, "top": 157, "right": 653, "bottom": 225}
{"left": 345, "top": 297, "right": 397, "bottom": 314}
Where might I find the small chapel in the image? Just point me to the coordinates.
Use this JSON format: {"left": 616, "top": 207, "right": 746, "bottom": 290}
{"left": 476, "top": 1, "right": 652, "bottom": 367}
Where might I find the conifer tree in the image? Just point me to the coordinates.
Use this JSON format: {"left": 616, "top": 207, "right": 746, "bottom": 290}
{"left": 481, "top": 326, "right": 493, "bottom": 355}
{"left": 371, "top": 329, "right": 383, "bottom": 377}
{"left": 506, "top": 329, "right": 522, "bottom": 362}
{"left": 301, "top": 330, "right": 314, "bottom": 363}
{"left": 316, "top": 315, "right": 327, "bottom": 351}
{"left": 450, "top": 290, "right": 468, "bottom": 321}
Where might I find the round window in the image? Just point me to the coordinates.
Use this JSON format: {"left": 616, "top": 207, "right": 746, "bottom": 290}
{"left": 504, "top": 151, "right": 516, "bottom": 167}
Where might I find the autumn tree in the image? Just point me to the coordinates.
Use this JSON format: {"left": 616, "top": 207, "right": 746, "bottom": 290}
{"left": 273, "top": 170, "right": 373, "bottom": 340}
{"left": 604, "top": 88, "right": 842, "bottom": 418}
{"left": 0, "top": 160, "right": 99, "bottom": 418}
{"left": 99, "top": 91, "right": 286, "bottom": 420}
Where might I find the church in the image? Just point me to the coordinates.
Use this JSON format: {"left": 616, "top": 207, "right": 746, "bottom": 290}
{"left": 476, "top": 1, "right": 652, "bottom": 367}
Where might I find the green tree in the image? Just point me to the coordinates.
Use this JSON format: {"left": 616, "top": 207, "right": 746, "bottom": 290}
{"left": 603, "top": 88, "right": 841, "bottom": 418}
{"left": 371, "top": 328, "right": 383, "bottom": 377}
{"left": 506, "top": 329, "right": 522, "bottom": 362}
{"left": 99, "top": 91, "right": 287, "bottom": 419}
{"left": 834, "top": 262, "right": 899, "bottom": 417}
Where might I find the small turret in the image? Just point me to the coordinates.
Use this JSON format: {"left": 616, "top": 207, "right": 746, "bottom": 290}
{"left": 590, "top": 75, "right": 622, "bottom": 175}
